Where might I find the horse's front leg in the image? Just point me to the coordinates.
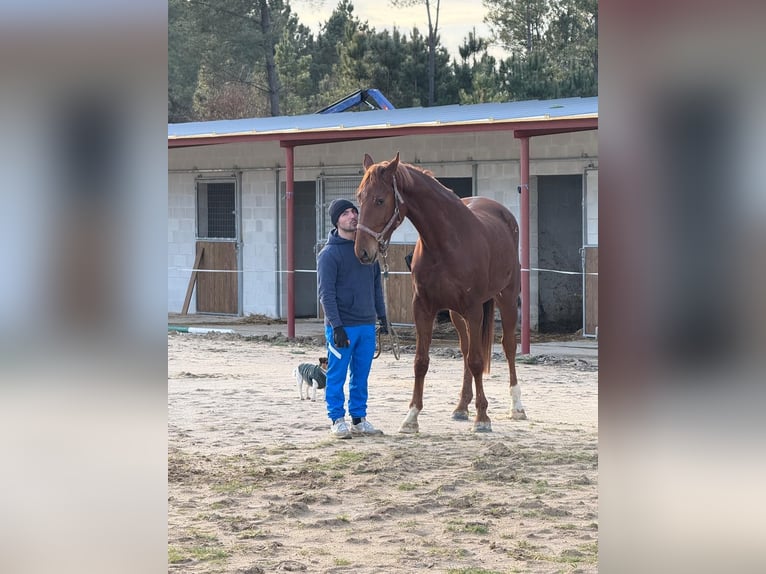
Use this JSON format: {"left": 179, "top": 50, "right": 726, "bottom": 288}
{"left": 449, "top": 310, "right": 472, "bottom": 421}
{"left": 399, "top": 302, "right": 436, "bottom": 434}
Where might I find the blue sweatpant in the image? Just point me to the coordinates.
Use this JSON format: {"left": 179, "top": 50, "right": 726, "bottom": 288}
{"left": 324, "top": 324, "right": 376, "bottom": 422}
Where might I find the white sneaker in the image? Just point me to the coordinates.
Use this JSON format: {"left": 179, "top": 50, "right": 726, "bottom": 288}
{"left": 331, "top": 418, "right": 352, "bottom": 439}
{"left": 351, "top": 418, "right": 384, "bottom": 436}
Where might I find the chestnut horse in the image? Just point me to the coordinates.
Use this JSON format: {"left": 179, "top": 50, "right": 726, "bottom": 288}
{"left": 354, "top": 152, "right": 527, "bottom": 433}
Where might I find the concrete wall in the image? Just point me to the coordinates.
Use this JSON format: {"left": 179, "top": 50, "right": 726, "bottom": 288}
{"left": 585, "top": 167, "right": 599, "bottom": 245}
{"left": 168, "top": 129, "right": 598, "bottom": 327}
{"left": 168, "top": 172, "right": 198, "bottom": 312}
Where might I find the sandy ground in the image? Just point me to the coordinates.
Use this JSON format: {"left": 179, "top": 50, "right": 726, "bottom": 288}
{"left": 168, "top": 331, "right": 598, "bottom": 573}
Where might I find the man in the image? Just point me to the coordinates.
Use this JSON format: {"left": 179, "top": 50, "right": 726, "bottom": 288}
{"left": 317, "top": 198, "right": 388, "bottom": 439}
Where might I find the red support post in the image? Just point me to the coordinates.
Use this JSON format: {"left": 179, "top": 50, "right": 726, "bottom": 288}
{"left": 519, "top": 136, "right": 531, "bottom": 355}
{"left": 285, "top": 146, "right": 295, "bottom": 338}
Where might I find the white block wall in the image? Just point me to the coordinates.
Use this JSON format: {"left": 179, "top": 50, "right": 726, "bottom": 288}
{"left": 585, "top": 167, "right": 599, "bottom": 245}
{"left": 167, "top": 173, "right": 198, "bottom": 312}
{"left": 241, "top": 170, "right": 280, "bottom": 316}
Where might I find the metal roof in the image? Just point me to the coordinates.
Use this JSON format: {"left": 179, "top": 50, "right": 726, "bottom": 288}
{"left": 168, "top": 96, "right": 598, "bottom": 147}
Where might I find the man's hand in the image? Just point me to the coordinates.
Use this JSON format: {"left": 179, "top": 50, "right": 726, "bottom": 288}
{"left": 333, "top": 326, "right": 349, "bottom": 348}
{"left": 378, "top": 317, "right": 388, "bottom": 335}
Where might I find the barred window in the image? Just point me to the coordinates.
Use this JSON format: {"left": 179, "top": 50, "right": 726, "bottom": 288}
{"left": 197, "top": 180, "right": 236, "bottom": 239}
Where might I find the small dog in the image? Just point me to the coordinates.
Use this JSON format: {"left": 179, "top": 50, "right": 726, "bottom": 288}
{"left": 293, "top": 357, "right": 328, "bottom": 402}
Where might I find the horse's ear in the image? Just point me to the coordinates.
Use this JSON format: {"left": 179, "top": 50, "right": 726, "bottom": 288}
{"left": 387, "top": 152, "right": 400, "bottom": 174}
{"left": 363, "top": 153, "right": 374, "bottom": 170}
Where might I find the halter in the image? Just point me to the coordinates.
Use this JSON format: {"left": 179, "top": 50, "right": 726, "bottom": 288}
{"left": 356, "top": 175, "right": 405, "bottom": 255}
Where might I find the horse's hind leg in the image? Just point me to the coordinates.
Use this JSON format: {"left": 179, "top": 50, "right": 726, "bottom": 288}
{"left": 496, "top": 287, "right": 527, "bottom": 420}
{"left": 449, "top": 310, "right": 473, "bottom": 421}
{"left": 462, "top": 304, "right": 492, "bottom": 432}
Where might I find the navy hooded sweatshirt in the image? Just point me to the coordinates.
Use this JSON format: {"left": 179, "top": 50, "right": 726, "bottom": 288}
{"left": 317, "top": 229, "right": 386, "bottom": 328}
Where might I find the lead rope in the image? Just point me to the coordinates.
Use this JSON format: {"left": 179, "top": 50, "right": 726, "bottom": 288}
{"left": 374, "top": 247, "right": 401, "bottom": 360}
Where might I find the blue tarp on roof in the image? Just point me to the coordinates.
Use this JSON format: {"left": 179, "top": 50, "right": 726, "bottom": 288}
{"left": 168, "top": 96, "right": 597, "bottom": 140}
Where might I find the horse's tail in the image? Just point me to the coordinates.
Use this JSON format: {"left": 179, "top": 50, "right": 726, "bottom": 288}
{"left": 481, "top": 299, "right": 494, "bottom": 374}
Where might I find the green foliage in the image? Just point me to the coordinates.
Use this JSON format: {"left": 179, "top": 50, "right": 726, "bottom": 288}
{"left": 168, "top": 0, "right": 597, "bottom": 121}
{"left": 485, "top": 0, "right": 598, "bottom": 100}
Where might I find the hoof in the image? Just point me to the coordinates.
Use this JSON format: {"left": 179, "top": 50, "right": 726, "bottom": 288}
{"left": 398, "top": 422, "right": 419, "bottom": 434}
{"left": 471, "top": 421, "right": 493, "bottom": 433}
{"left": 511, "top": 409, "right": 527, "bottom": 420}
{"left": 451, "top": 410, "right": 470, "bottom": 421}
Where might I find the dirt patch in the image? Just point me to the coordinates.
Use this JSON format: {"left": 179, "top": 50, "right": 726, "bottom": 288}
{"left": 168, "top": 333, "right": 598, "bottom": 573}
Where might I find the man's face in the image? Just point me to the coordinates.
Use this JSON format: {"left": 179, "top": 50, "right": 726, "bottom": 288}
{"left": 337, "top": 207, "right": 358, "bottom": 232}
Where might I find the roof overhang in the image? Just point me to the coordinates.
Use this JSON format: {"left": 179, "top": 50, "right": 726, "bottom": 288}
{"left": 168, "top": 115, "right": 597, "bottom": 149}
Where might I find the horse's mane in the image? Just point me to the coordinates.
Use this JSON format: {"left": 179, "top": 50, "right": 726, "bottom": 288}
{"left": 363, "top": 159, "right": 463, "bottom": 204}
{"left": 395, "top": 162, "right": 433, "bottom": 187}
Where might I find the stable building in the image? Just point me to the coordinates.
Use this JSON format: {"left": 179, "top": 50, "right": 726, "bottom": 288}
{"left": 168, "top": 96, "right": 598, "bottom": 352}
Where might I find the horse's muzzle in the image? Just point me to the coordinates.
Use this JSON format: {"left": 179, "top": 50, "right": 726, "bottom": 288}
{"left": 355, "top": 241, "right": 377, "bottom": 264}
{"left": 357, "top": 248, "right": 375, "bottom": 264}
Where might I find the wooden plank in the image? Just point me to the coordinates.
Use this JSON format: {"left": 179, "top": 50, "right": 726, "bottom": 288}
{"left": 382, "top": 244, "right": 416, "bottom": 325}
{"left": 196, "top": 241, "right": 238, "bottom": 314}
{"left": 181, "top": 247, "right": 204, "bottom": 315}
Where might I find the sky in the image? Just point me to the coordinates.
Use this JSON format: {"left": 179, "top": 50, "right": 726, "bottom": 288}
{"left": 291, "top": 0, "right": 506, "bottom": 61}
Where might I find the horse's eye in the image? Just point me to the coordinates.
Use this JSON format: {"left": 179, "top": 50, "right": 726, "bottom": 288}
{"left": 374, "top": 197, "right": 385, "bottom": 206}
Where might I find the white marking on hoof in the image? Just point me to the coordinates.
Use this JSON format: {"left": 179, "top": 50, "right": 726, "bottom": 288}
{"left": 398, "top": 422, "right": 419, "bottom": 434}
{"left": 452, "top": 410, "right": 469, "bottom": 421}
{"left": 511, "top": 409, "right": 527, "bottom": 420}
{"left": 399, "top": 407, "right": 420, "bottom": 434}
{"left": 472, "top": 421, "right": 493, "bottom": 433}
{"left": 511, "top": 385, "right": 526, "bottom": 419}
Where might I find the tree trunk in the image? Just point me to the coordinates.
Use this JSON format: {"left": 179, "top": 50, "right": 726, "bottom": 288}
{"left": 259, "top": 0, "right": 280, "bottom": 116}
{"left": 428, "top": 37, "right": 435, "bottom": 106}
{"left": 425, "top": 0, "right": 440, "bottom": 107}
{"left": 593, "top": 11, "right": 598, "bottom": 83}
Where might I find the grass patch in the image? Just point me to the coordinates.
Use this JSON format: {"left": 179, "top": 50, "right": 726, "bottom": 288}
{"left": 189, "top": 546, "right": 229, "bottom": 561}
{"left": 184, "top": 528, "right": 219, "bottom": 543}
{"left": 534, "top": 542, "right": 598, "bottom": 565}
{"left": 426, "top": 546, "right": 470, "bottom": 559}
{"left": 168, "top": 547, "right": 186, "bottom": 564}
{"left": 168, "top": 545, "right": 229, "bottom": 564}
{"left": 267, "top": 443, "right": 299, "bottom": 454}
{"left": 447, "top": 568, "right": 505, "bottom": 574}
{"left": 397, "top": 482, "right": 418, "bottom": 491}
{"left": 334, "top": 558, "right": 352, "bottom": 566}
{"left": 236, "top": 529, "right": 267, "bottom": 540}
{"left": 317, "top": 450, "right": 367, "bottom": 470}
{"left": 520, "top": 510, "right": 543, "bottom": 519}
{"left": 446, "top": 520, "right": 489, "bottom": 534}
{"left": 532, "top": 479, "right": 549, "bottom": 494}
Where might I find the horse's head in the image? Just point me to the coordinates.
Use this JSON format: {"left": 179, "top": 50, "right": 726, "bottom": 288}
{"left": 354, "top": 152, "right": 406, "bottom": 264}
